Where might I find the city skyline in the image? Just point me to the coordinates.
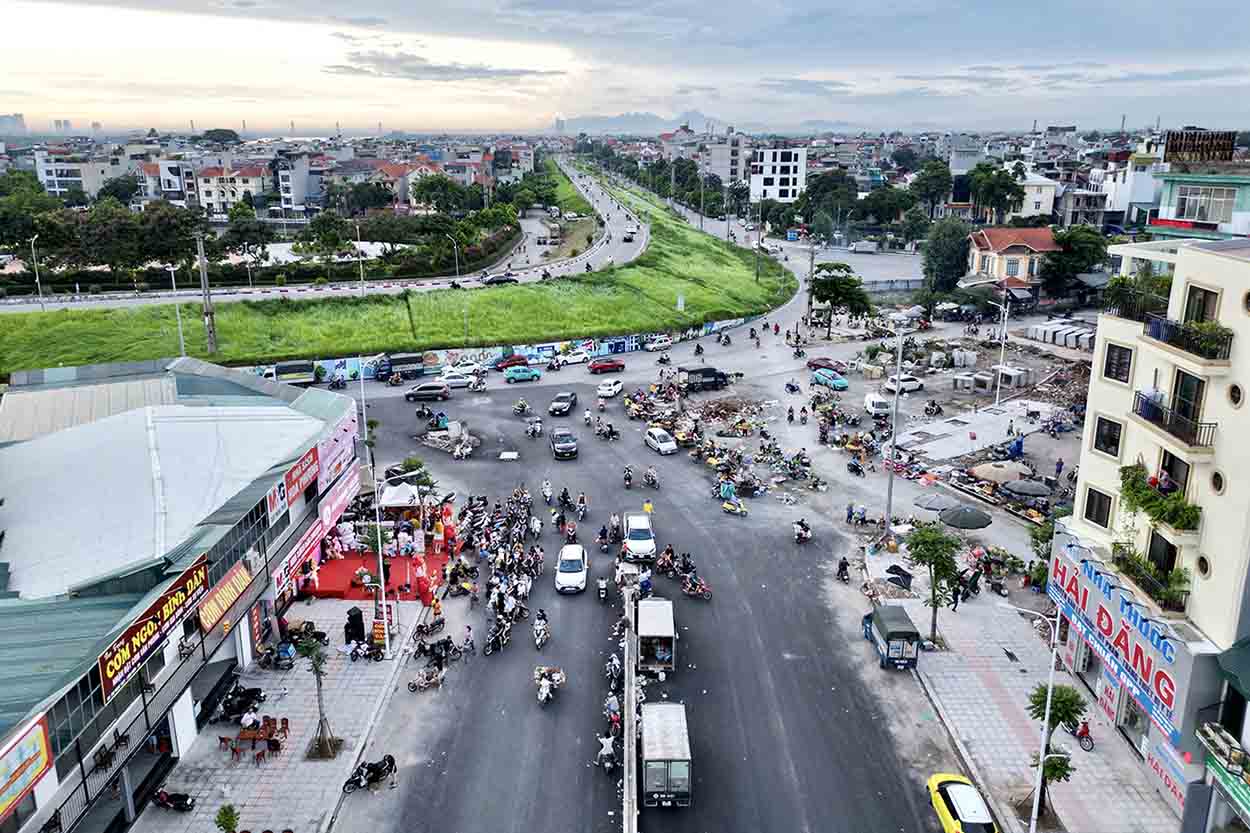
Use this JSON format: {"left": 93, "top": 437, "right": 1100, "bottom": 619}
{"left": 2, "top": 0, "right": 1250, "bottom": 133}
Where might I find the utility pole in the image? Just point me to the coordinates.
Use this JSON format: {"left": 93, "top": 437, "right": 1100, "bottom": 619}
{"left": 194, "top": 234, "right": 217, "bottom": 354}
{"left": 166, "top": 265, "right": 186, "bottom": 356}
{"left": 698, "top": 167, "right": 705, "bottom": 231}
{"left": 807, "top": 239, "right": 817, "bottom": 321}
{"left": 754, "top": 202, "right": 761, "bottom": 283}
{"left": 669, "top": 158, "right": 675, "bottom": 207}
{"left": 725, "top": 183, "right": 730, "bottom": 241}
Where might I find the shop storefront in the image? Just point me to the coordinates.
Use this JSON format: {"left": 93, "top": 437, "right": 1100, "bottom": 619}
{"left": 1050, "top": 532, "right": 1221, "bottom": 819}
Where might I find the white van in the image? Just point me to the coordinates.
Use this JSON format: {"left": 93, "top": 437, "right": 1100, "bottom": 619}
{"left": 864, "top": 392, "right": 892, "bottom": 416}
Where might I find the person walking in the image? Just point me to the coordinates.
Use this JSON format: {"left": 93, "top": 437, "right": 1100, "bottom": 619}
{"left": 846, "top": 501, "right": 854, "bottom": 524}
{"left": 1055, "top": 457, "right": 1065, "bottom": 479}
{"left": 1007, "top": 419, "right": 1014, "bottom": 437}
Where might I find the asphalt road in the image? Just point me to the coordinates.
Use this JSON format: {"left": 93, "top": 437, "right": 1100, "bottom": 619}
{"left": 350, "top": 339, "right": 945, "bottom": 833}
{"left": 0, "top": 159, "right": 646, "bottom": 313}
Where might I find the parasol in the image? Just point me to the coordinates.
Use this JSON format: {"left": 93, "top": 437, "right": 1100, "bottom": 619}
{"left": 969, "top": 462, "right": 1032, "bottom": 484}
{"left": 914, "top": 493, "right": 960, "bottom": 512}
{"left": 1002, "top": 480, "right": 1050, "bottom": 497}
{"left": 939, "top": 504, "right": 993, "bottom": 530}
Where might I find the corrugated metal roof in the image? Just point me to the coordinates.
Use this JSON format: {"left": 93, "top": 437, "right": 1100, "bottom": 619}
{"left": 0, "top": 376, "right": 176, "bottom": 442}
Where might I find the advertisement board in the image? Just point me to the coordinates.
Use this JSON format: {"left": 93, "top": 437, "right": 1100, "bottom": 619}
{"left": 272, "top": 518, "right": 324, "bottom": 596}
{"left": 0, "top": 717, "right": 51, "bottom": 825}
{"left": 197, "top": 561, "right": 253, "bottom": 633}
{"left": 284, "top": 446, "right": 320, "bottom": 499}
{"left": 98, "top": 557, "right": 208, "bottom": 703}
{"left": 317, "top": 412, "right": 359, "bottom": 494}
{"left": 265, "top": 478, "right": 288, "bottom": 526}
{"left": 1163, "top": 130, "right": 1236, "bottom": 163}
{"left": 319, "top": 467, "right": 360, "bottom": 530}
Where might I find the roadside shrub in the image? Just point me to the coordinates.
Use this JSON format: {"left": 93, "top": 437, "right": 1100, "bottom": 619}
{"left": 571, "top": 248, "right": 580, "bottom": 257}
{"left": 135, "top": 282, "right": 150, "bottom": 292}
{"left": 314, "top": 277, "right": 328, "bottom": 286}
{"left": 88, "top": 284, "right": 102, "bottom": 294}
{"left": 275, "top": 274, "right": 287, "bottom": 287}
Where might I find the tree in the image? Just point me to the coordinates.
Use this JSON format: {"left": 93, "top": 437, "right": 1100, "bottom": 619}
{"left": 810, "top": 210, "right": 834, "bottom": 241}
{"left": 395, "top": 455, "right": 438, "bottom": 490}
{"left": 299, "top": 211, "right": 351, "bottom": 275}
{"left": 79, "top": 198, "right": 143, "bottom": 275}
{"left": 412, "top": 174, "right": 467, "bottom": 214}
{"left": 795, "top": 169, "right": 857, "bottom": 223}
{"left": 922, "top": 217, "right": 971, "bottom": 292}
{"left": 513, "top": 188, "right": 535, "bottom": 215}
{"left": 363, "top": 522, "right": 392, "bottom": 558}
{"left": 810, "top": 262, "right": 872, "bottom": 338}
{"left": 140, "top": 200, "right": 201, "bottom": 266}
{"left": 903, "top": 525, "right": 961, "bottom": 642}
{"left": 98, "top": 174, "right": 140, "bottom": 205}
{"left": 910, "top": 160, "right": 953, "bottom": 218}
{"left": 854, "top": 186, "right": 915, "bottom": 224}
{"left": 900, "top": 206, "right": 931, "bottom": 244}
{"left": 348, "top": 182, "right": 394, "bottom": 213}
{"left": 214, "top": 805, "right": 240, "bottom": 833}
{"left": 891, "top": 147, "right": 919, "bottom": 170}
{"left": 969, "top": 163, "right": 1025, "bottom": 223}
{"left": 0, "top": 170, "right": 43, "bottom": 198}
{"left": 61, "top": 186, "right": 89, "bottom": 208}
{"left": 202, "top": 128, "right": 240, "bottom": 144}
{"left": 295, "top": 640, "right": 340, "bottom": 758}
{"left": 222, "top": 201, "right": 273, "bottom": 283}
{"left": 1026, "top": 682, "right": 1086, "bottom": 817}
{"left": 0, "top": 173, "right": 61, "bottom": 250}
{"left": 1041, "top": 225, "right": 1107, "bottom": 297}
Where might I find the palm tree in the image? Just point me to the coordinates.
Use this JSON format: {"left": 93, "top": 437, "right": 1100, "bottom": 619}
{"left": 297, "top": 642, "right": 340, "bottom": 758}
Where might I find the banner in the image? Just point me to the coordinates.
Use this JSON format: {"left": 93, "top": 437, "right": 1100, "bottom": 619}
{"left": 265, "top": 478, "right": 288, "bottom": 526}
{"left": 272, "top": 519, "right": 324, "bottom": 596}
{"left": 0, "top": 717, "right": 50, "bottom": 824}
{"left": 198, "top": 562, "right": 253, "bottom": 633}
{"left": 98, "top": 558, "right": 208, "bottom": 703}
{"left": 317, "top": 412, "right": 359, "bottom": 494}
{"left": 319, "top": 466, "right": 360, "bottom": 529}
{"left": 284, "top": 446, "right": 319, "bottom": 499}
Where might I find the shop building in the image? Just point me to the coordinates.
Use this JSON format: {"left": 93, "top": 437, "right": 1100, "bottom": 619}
{"left": 0, "top": 358, "right": 360, "bottom": 833}
{"left": 1062, "top": 238, "right": 1250, "bottom": 830}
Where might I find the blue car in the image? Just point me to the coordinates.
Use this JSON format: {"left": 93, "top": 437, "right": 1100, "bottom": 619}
{"left": 811, "top": 368, "right": 849, "bottom": 391}
{"left": 505, "top": 365, "right": 542, "bottom": 383}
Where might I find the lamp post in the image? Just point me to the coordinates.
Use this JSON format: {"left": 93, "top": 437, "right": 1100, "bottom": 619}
{"left": 166, "top": 265, "right": 186, "bottom": 356}
{"left": 28, "top": 234, "right": 45, "bottom": 312}
{"left": 444, "top": 233, "right": 465, "bottom": 344}
{"left": 1000, "top": 601, "right": 1063, "bottom": 833}
{"left": 988, "top": 288, "right": 1011, "bottom": 406}
{"left": 881, "top": 326, "right": 905, "bottom": 539}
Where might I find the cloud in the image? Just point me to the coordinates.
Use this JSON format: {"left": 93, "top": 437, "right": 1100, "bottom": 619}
{"left": 674, "top": 84, "right": 718, "bottom": 96}
{"left": 330, "top": 15, "right": 388, "bottom": 27}
{"left": 330, "top": 31, "right": 361, "bottom": 42}
{"left": 758, "top": 77, "right": 851, "bottom": 97}
{"left": 323, "top": 50, "right": 565, "bottom": 82}
{"left": 1099, "top": 66, "right": 1247, "bottom": 83}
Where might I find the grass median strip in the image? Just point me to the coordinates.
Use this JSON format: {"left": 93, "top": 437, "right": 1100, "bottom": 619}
{"left": 0, "top": 180, "right": 795, "bottom": 374}
{"left": 547, "top": 159, "right": 593, "bottom": 216}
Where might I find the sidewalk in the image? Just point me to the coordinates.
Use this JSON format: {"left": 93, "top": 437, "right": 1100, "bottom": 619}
{"left": 131, "top": 598, "right": 421, "bottom": 833}
{"left": 866, "top": 554, "right": 1176, "bottom": 832}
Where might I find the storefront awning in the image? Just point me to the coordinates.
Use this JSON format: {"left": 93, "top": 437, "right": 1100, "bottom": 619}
{"left": 1217, "top": 637, "right": 1250, "bottom": 700}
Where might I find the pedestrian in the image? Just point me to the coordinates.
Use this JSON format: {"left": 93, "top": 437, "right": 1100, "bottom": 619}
{"left": 642, "top": 498, "right": 654, "bottom": 516}
{"left": 431, "top": 596, "right": 442, "bottom": 619}
{"left": 846, "top": 501, "right": 854, "bottom": 524}
{"left": 1055, "top": 457, "right": 1064, "bottom": 479}
{"left": 774, "top": 323, "right": 780, "bottom": 336}
{"left": 1007, "top": 419, "right": 1014, "bottom": 437}
{"left": 949, "top": 574, "right": 962, "bottom": 611}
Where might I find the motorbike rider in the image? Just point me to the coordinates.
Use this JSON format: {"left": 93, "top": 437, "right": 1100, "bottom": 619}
{"left": 559, "top": 487, "right": 573, "bottom": 509}
{"left": 645, "top": 465, "right": 658, "bottom": 486}
{"left": 535, "top": 608, "right": 548, "bottom": 626}
{"left": 515, "top": 397, "right": 529, "bottom": 414}
{"left": 565, "top": 520, "right": 578, "bottom": 542}
{"left": 794, "top": 517, "right": 812, "bottom": 540}
{"left": 787, "top": 406, "right": 795, "bottom": 424}
{"left": 541, "top": 479, "right": 552, "bottom": 503}
{"left": 694, "top": 343, "right": 704, "bottom": 356}
{"left": 597, "top": 734, "right": 616, "bottom": 768}
{"left": 622, "top": 465, "right": 633, "bottom": 486}
{"left": 837, "top": 556, "right": 851, "bottom": 582}
{"left": 679, "top": 551, "right": 696, "bottom": 576}
{"left": 609, "top": 512, "right": 622, "bottom": 541}
{"left": 597, "top": 524, "right": 609, "bottom": 546}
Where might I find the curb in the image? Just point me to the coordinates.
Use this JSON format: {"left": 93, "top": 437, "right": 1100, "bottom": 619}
{"left": 911, "top": 667, "right": 1026, "bottom": 833}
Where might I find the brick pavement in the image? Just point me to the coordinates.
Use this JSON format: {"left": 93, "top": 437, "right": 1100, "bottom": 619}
{"left": 131, "top": 598, "right": 422, "bottom": 833}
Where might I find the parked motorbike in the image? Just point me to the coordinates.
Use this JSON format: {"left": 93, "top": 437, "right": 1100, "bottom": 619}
{"left": 784, "top": 380, "right": 801, "bottom": 394}
{"left": 1063, "top": 719, "right": 1095, "bottom": 751}
{"left": 792, "top": 347, "right": 807, "bottom": 359}
{"left": 847, "top": 459, "right": 865, "bottom": 477}
{"left": 414, "top": 404, "right": 434, "bottom": 420}
{"left": 924, "top": 400, "right": 943, "bottom": 417}
{"left": 407, "top": 666, "right": 446, "bottom": 692}
{"left": 483, "top": 621, "right": 512, "bottom": 656}
{"left": 255, "top": 644, "right": 294, "bottom": 671}
{"left": 656, "top": 354, "right": 671, "bottom": 365}
{"left": 348, "top": 641, "right": 384, "bottom": 662}
{"left": 153, "top": 788, "right": 195, "bottom": 812}
{"left": 342, "top": 755, "right": 397, "bottom": 794}
{"left": 414, "top": 616, "right": 446, "bottom": 638}
{"left": 328, "top": 376, "right": 347, "bottom": 390}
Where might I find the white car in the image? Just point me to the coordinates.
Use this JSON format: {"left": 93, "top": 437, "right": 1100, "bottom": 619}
{"left": 622, "top": 513, "right": 656, "bottom": 562}
{"left": 597, "top": 378, "right": 623, "bottom": 398}
{"left": 644, "top": 335, "right": 673, "bottom": 352}
{"left": 645, "top": 427, "right": 678, "bottom": 455}
{"left": 554, "top": 544, "right": 589, "bottom": 593}
{"left": 560, "top": 350, "right": 591, "bottom": 365}
{"left": 447, "top": 360, "right": 482, "bottom": 375}
{"left": 438, "top": 370, "right": 475, "bottom": 389}
{"left": 883, "top": 374, "right": 924, "bottom": 394}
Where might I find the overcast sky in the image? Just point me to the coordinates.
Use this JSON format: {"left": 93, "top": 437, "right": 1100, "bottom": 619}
{"left": 3, "top": 0, "right": 1249, "bottom": 133}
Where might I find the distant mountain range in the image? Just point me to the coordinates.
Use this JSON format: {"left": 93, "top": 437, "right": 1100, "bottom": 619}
{"left": 563, "top": 111, "right": 865, "bottom": 136}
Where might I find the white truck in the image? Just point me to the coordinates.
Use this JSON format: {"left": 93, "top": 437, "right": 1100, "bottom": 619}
{"left": 850, "top": 240, "right": 879, "bottom": 254}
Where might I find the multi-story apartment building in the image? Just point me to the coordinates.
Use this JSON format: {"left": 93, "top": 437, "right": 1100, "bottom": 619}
{"left": 1089, "top": 138, "right": 1169, "bottom": 227}
{"left": 275, "top": 155, "right": 311, "bottom": 215}
{"left": 749, "top": 147, "right": 808, "bottom": 203}
{"left": 1003, "top": 171, "right": 1059, "bottom": 223}
{"left": 700, "top": 131, "right": 751, "bottom": 186}
{"left": 1055, "top": 186, "right": 1108, "bottom": 228}
{"left": 198, "top": 165, "right": 273, "bottom": 217}
{"left": 1057, "top": 237, "right": 1250, "bottom": 824}
{"left": 948, "top": 134, "right": 987, "bottom": 175}
{"left": 658, "top": 125, "right": 699, "bottom": 161}
{"left": 135, "top": 161, "right": 199, "bottom": 208}
{"left": 33, "top": 149, "right": 137, "bottom": 199}
{"left": 1148, "top": 164, "right": 1250, "bottom": 241}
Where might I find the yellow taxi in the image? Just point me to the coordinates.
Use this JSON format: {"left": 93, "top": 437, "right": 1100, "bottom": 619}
{"left": 926, "top": 773, "right": 999, "bottom": 833}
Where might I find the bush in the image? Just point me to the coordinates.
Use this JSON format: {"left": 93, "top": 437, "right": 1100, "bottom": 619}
{"left": 88, "top": 284, "right": 102, "bottom": 294}
{"left": 275, "top": 274, "right": 287, "bottom": 287}
{"left": 135, "top": 282, "right": 150, "bottom": 292}
{"left": 571, "top": 248, "right": 580, "bottom": 257}
{"left": 0, "top": 287, "right": 6, "bottom": 298}
{"left": 314, "top": 277, "right": 328, "bottom": 287}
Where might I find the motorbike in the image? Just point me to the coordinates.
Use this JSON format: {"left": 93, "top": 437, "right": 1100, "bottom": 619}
{"left": 623, "top": 468, "right": 633, "bottom": 489}
{"left": 847, "top": 460, "right": 865, "bottom": 477}
{"left": 643, "top": 470, "right": 660, "bottom": 489}
{"left": 533, "top": 619, "right": 550, "bottom": 650}
{"left": 483, "top": 621, "right": 512, "bottom": 656}
{"left": 255, "top": 643, "right": 295, "bottom": 671}
{"left": 784, "top": 380, "right": 802, "bottom": 394}
{"left": 542, "top": 484, "right": 553, "bottom": 505}
{"left": 541, "top": 269, "right": 552, "bottom": 280}
{"left": 414, "top": 636, "right": 462, "bottom": 667}
{"left": 656, "top": 354, "right": 671, "bottom": 365}
{"left": 414, "top": 404, "right": 434, "bottom": 420}
{"left": 694, "top": 344, "right": 704, "bottom": 357}
{"left": 342, "top": 755, "right": 397, "bottom": 794}
{"left": 413, "top": 616, "right": 446, "bottom": 638}
{"left": 597, "top": 735, "right": 617, "bottom": 774}
{"left": 597, "top": 577, "right": 608, "bottom": 603}
{"left": 598, "top": 399, "right": 606, "bottom": 412}
{"left": 386, "top": 374, "right": 404, "bottom": 387}
{"left": 513, "top": 400, "right": 530, "bottom": 416}
{"left": 720, "top": 334, "right": 732, "bottom": 346}
{"left": 799, "top": 410, "right": 808, "bottom": 425}
{"left": 597, "top": 424, "right": 620, "bottom": 441}
{"left": 924, "top": 400, "right": 943, "bottom": 417}
{"left": 526, "top": 418, "right": 543, "bottom": 439}
{"left": 153, "top": 788, "right": 195, "bottom": 812}
{"left": 792, "top": 347, "right": 807, "bottom": 359}
{"left": 836, "top": 561, "right": 851, "bottom": 583}
{"left": 468, "top": 379, "right": 486, "bottom": 393}
{"left": 564, "top": 524, "right": 578, "bottom": 544}
{"left": 681, "top": 575, "right": 713, "bottom": 600}
{"left": 604, "top": 653, "right": 622, "bottom": 684}
{"left": 584, "top": 411, "right": 593, "bottom": 426}
{"left": 577, "top": 502, "right": 587, "bottom": 521}
{"left": 407, "top": 666, "right": 446, "bottom": 692}
{"left": 348, "top": 641, "right": 384, "bottom": 662}
{"left": 721, "top": 500, "right": 748, "bottom": 517}
{"left": 1063, "top": 719, "right": 1095, "bottom": 751}
{"left": 535, "top": 666, "right": 566, "bottom": 706}
{"left": 793, "top": 523, "right": 812, "bottom": 544}
{"left": 328, "top": 376, "right": 347, "bottom": 390}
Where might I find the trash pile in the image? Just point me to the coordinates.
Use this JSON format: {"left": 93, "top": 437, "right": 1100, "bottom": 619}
{"left": 421, "top": 423, "right": 480, "bottom": 460}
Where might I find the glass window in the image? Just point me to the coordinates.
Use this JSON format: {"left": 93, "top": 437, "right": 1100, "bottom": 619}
{"left": 979, "top": 255, "right": 990, "bottom": 272}
{"left": 1175, "top": 185, "right": 1236, "bottom": 223}
{"left": 1103, "top": 344, "right": 1132, "bottom": 383}
{"left": 668, "top": 761, "right": 690, "bottom": 792}
{"left": 1084, "top": 487, "right": 1112, "bottom": 528}
{"left": 1160, "top": 450, "right": 1190, "bottom": 494}
{"left": 1184, "top": 285, "right": 1219, "bottom": 323}
{"left": 644, "top": 761, "right": 668, "bottom": 792}
{"left": 1093, "top": 417, "right": 1122, "bottom": 456}
{"left": 1006, "top": 259, "right": 1020, "bottom": 277}
{"left": 0, "top": 790, "right": 37, "bottom": 833}
{"left": 1172, "top": 370, "right": 1205, "bottom": 422}
{"left": 1147, "top": 529, "right": 1178, "bottom": 574}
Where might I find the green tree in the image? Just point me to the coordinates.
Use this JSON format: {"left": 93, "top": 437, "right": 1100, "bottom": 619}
{"left": 1041, "top": 225, "right": 1107, "bottom": 297}
{"left": 810, "top": 262, "right": 872, "bottom": 338}
{"left": 0, "top": 173, "right": 61, "bottom": 250}
{"left": 295, "top": 640, "right": 340, "bottom": 758}
{"left": 910, "top": 160, "right": 953, "bottom": 218}
{"left": 222, "top": 201, "right": 274, "bottom": 283}
{"left": 969, "top": 162, "right": 1026, "bottom": 223}
{"left": 412, "top": 174, "right": 468, "bottom": 214}
{"left": 513, "top": 188, "right": 535, "bottom": 215}
{"left": 900, "top": 206, "right": 931, "bottom": 244}
{"left": 904, "top": 525, "right": 961, "bottom": 642}
{"left": 0, "top": 170, "right": 43, "bottom": 198}
{"left": 140, "top": 200, "right": 202, "bottom": 266}
{"left": 349, "top": 182, "right": 394, "bottom": 213}
{"left": 202, "top": 128, "right": 240, "bottom": 144}
{"left": 810, "top": 210, "right": 834, "bottom": 241}
{"left": 922, "top": 217, "right": 971, "bottom": 293}
{"left": 1026, "top": 683, "right": 1086, "bottom": 817}
{"left": 299, "top": 211, "right": 351, "bottom": 278}
{"left": 98, "top": 174, "right": 141, "bottom": 205}
{"left": 854, "top": 186, "right": 915, "bottom": 224}
{"left": 795, "top": 169, "right": 857, "bottom": 223}
{"left": 214, "top": 805, "right": 240, "bottom": 833}
{"left": 891, "top": 147, "right": 919, "bottom": 170}
{"left": 395, "top": 455, "right": 438, "bottom": 490}
{"left": 61, "top": 186, "right": 90, "bottom": 208}
{"left": 357, "top": 213, "right": 415, "bottom": 257}
{"left": 79, "top": 197, "right": 143, "bottom": 275}
{"left": 30, "top": 208, "right": 84, "bottom": 269}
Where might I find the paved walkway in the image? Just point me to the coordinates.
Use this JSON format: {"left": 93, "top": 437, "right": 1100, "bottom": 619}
{"left": 131, "top": 598, "right": 422, "bottom": 833}
{"left": 866, "top": 549, "right": 1176, "bottom": 833}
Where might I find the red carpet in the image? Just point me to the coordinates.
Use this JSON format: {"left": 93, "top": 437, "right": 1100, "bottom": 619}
{"left": 306, "top": 548, "right": 448, "bottom": 607}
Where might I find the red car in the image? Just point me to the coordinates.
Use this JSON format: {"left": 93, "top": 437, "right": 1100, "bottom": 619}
{"left": 807, "top": 356, "right": 847, "bottom": 373}
{"left": 494, "top": 355, "right": 530, "bottom": 371}
{"left": 588, "top": 357, "right": 625, "bottom": 374}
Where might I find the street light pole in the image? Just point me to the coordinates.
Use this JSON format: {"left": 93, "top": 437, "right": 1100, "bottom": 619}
{"left": 194, "top": 233, "right": 217, "bottom": 354}
{"left": 166, "top": 265, "right": 186, "bottom": 356}
{"left": 1000, "top": 602, "right": 1062, "bottom": 833}
{"left": 990, "top": 288, "right": 1011, "bottom": 406}
{"left": 754, "top": 202, "right": 761, "bottom": 283}
{"left": 28, "top": 235, "right": 45, "bottom": 312}
{"left": 882, "top": 328, "right": 905, "bottom": 539}
{"left": 444, "top": 233, "right": 464, "bottom": 345}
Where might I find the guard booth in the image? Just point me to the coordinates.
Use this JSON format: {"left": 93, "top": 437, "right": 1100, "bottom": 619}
{"left": 641, "top": 702, "right": 692, "bottom": 807}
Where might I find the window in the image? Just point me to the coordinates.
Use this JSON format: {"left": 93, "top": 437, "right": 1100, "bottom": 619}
{"left": 1029, "top": 258, "right": 1038, "bottom": 277}
{"left": 0, "top": 791, "right": 36, "bottom": 833}
{"left": 779, "top": 189, "right": 789, "bottom": 199}
{"left": 1103, "top": 344, "right": 1132, "bottom": 384}
{"left": 1174, "top": 185, "right": 1236, "bottom": 223}
{"left": 1006, "top": 259, "right": 1020, "bottom": 277}
{"left": 979, "top": 255, "right": 990, "bottom": 273}
{"left": 1093, "top": 417, "right": 1122, "bottom": 457}
{"left": 1147, "top": 529, "right": 1178, "bottom": 574}
{"left": 1184, "top": 284, "right": 1219, "bottom": 323}
{"left": 1172, "top": 369, "right": 1205, "bottom": 422}
{"left": 1034, "top": 201, "right": 1042, "bottom": 210}
{"left": 1084, "top": 487, "right": 1112, "bottom": 528}
{"left": 763, "top": 177, "right": 774, "bottom": 186}
{"left": 1160, "top": 450, "right": 1190, "bottom": 495}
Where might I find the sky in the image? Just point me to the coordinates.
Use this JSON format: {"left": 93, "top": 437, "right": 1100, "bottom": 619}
{"left": 3, "top": 0, "right": 1249, "bottom": 133}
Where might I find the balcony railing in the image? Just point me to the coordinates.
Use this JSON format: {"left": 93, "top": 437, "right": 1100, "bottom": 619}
{"left": 1132, "top": 392, "right": 1217, "bottom": 448}
{"left": 1102, "top": 289, "right": 1167, "bottom": 323}
{"left": 1145, "top": 312, "right": 1234, "bottom": 361}
{"left": 1112, "top": 545, "right": 1190, "bottom": 613}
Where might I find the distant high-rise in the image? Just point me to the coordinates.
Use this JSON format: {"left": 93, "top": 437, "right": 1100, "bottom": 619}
{"left": 91, "top": 121, "right": 102, "bottom": 134}
{"left": 0, "top": 113, "right": 26, "bottom": 134}
{"left": 554, "top": 117, "right": 566, "bottom": 134}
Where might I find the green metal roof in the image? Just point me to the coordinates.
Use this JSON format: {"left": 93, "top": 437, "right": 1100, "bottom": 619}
{"left": 1218, "top": 637, "right": 1250, "bottom": 701}
{"left": 0, "top": 594, "right": 145, "bottom": 735}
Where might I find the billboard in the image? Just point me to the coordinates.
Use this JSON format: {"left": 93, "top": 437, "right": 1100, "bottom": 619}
{"left": 317, "top": 412, "right": 358, "bottom": 494}
{"left": 284, "top": 446, "right": 320, "bottom": 499}
{"left": 0, "top": 717, "right": 51, "bottom": 825}
{"left": 197, "top": 562, "right": 253, "bottom": 633}
{"left": 1164, "top": 130, "right": 1236, "bottom": 163}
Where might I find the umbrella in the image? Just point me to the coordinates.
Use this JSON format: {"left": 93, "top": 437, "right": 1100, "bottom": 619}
{"left": 914, "top": 493, "right": 960, "bottom": 512}
{"left": 1002, "top": 479, "right": 1051, "bottom": 497}
{"left": 970, "top": 462, "right": 1032, "bottom": 484}
{"left": 939, "top": 504, "right": 993, "bottom": 530}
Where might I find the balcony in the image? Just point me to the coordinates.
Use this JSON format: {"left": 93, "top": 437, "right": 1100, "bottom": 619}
{"left": 1132, "top": 392, "right": 1217, "bottom": 449}
{"left": 1102, "top": 288, "right": 1167, "bottom": 323}
{"left": 1144, "top": 313, "right": 1234, "bottom": 362}
{"left": 1111, "top": 544, "right": 1191, "bottom": 614}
